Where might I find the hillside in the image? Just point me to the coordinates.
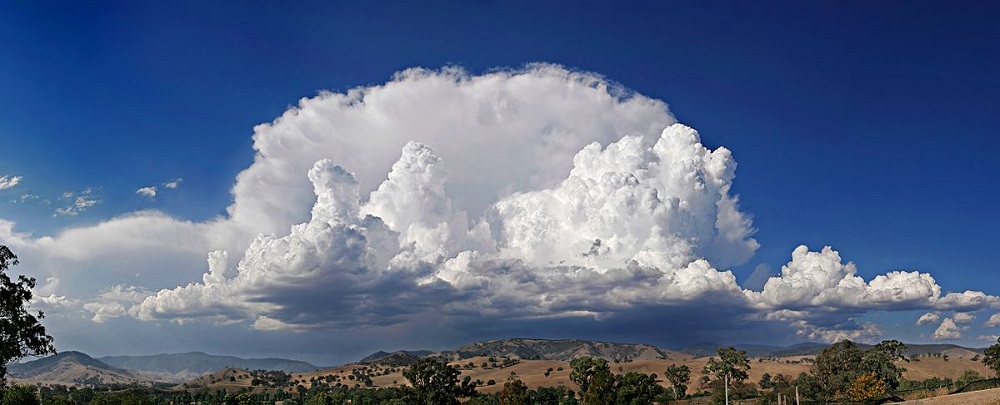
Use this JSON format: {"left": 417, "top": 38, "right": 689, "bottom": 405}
{"left": 359, "top": 350, "right": 432, "bottom": 366}
{"left": 98, "top": 352, "right": 319, "bottom": 381}
{"left": 7, "top": 351, "right": 151, "bottom": 387}
{"left": 435, "top": 338, "right": 687, "bottom": 362}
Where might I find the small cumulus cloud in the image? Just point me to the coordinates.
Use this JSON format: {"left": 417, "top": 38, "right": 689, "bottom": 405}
{"left": 136, "top": 187, "right": 157, "bottom": 199}
{"left": 953, "top": 312, "right": 975, "bottom": 324}
{"left": 979, "top": 335, "right": 1000, "bottom": 343}
{"left": 136, "top": 178, "right": 182, "bottom": 200}
{"left": 163, "top": 178, "right": 183, "bottom": 189}
{"left": 986, "top": 313, "right": 1000, "bottom": 327}
{"left": 0, "top": 175, "right": 22, "bottom": 190}
{"left": 916, "top": 312, "right": 941, "bottom": 326}
{"left": 932, "top": 318, "right": 962, "bottom": 340}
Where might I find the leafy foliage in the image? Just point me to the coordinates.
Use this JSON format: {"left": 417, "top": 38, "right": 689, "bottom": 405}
{"left": 983, "top": 337, "right": 1000, "bottom": 378}
{"left": 614, "top": 372, "right": 663, "bottom": 405}
{"left": 703, "top": 347, "right": 750, "bottom": 383}
{"left": 569, "top": 357, "right": 609, "bottom": 396}
{"left": 0, "top": 246, "right": 55, "bottom": 388}
{"left": 1, "top": 384, "right": 39, "bottom": 405}
{"left": 403, "top": 357, "right": 476, "bottom": 405}
{"left": 664, "top": 364, "right": 691, "bottom": 398}
{"left": 809, "top": 339, "right": 907, "bottom": 401}
{"left": 845, "top": 371, "right": 888, "bottom": 402}
{"left": 499, "top": 376, "right": 529, "bottom": 405}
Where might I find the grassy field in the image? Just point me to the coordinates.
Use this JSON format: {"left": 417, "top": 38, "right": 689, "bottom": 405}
{"left": 187, "top": 351, "right": 991, "bottom": 398}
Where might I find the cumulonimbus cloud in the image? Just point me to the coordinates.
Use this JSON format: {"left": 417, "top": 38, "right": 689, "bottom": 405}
{"left": 7, "top": 65, "right": 999, "bottom": 343}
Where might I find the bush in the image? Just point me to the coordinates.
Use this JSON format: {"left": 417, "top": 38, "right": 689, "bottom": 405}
{"left": 2, "top": 385, "right": 39, "bottom": 405}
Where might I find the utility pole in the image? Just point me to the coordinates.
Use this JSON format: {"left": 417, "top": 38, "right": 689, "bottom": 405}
{"left": 725, "top": 373, "right": 729, "bottom": 405}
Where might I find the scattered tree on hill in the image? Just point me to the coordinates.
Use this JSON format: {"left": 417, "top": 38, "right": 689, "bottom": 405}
{"left": 664, "top": 364, "right": 691, "bottom": 398}
{"left": 983, "top": 337, "right": 1000, "bottom": 378}
{"left": 403, "top": 358, "right": 476, "bottom": 405}
{"left": 758, "top": 372, "right": 773, "bottom": 390}
{"left": 0, "top": 245, "right": 55, "bottom": 389}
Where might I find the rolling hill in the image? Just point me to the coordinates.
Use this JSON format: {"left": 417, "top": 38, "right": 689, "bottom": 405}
{"left": 98, "top": 352, "right": 319, "bottom": 381}
{"left": 434, "top": 338, "right": 686, "bottom": 362}
{"left": 7, "top": 351, "right": 150, "bottom": 387}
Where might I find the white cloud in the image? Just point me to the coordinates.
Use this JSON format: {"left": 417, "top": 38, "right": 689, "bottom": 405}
{"left": 55, "top": 196, "right": 99, "bottom": 216}
{"left": 136, "top": 187, "right": 157, "bottom": 199}
{"left": 2, "top": 65, "right": 998, "bottom": 345}
{"left": 0, "top": 175, "right": 22, "bottom": 190}
{"left": 916, "top": 312, "right": 941, "bottom": 326}
{"left": 953, "top": 312, "right": 975, "bottom": 324}
{"left": 83, "top": 285, "right": 152, "bottom": 323}
{"left": 932, "top": 318, "right": 962, "bottom": 340}
{"left": 986, "top": 313, "right": 1000, "bottom": 327}
{"left": 55, "top": 188, "right": 101, "bottom": 216}
{"left": 163, "top": 178, "right": 183, "bottom": 189}
{"left": 978, "top": 335, "right": 1000, "bottom": 343}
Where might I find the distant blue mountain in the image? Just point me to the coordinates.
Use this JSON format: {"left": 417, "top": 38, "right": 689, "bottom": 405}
{"left": 98, "top": 352, "right": 319, "bottom": 375}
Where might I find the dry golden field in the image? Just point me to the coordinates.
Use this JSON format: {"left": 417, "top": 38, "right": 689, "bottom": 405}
{"left": 184, "top": 351, "right": 992, "bottom": 398}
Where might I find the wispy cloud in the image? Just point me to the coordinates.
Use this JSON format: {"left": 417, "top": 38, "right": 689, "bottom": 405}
{"left": 163, "top": 178, "right": 183, "bottom": 189}
{"left": 0, "top": 175, "right": 22, "bottom": 190}
{"left": 55, "top": 188, "right": 100, "bottom": 216}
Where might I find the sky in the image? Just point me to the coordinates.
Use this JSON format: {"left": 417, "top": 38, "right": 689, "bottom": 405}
{"left": 1, "top": 1, "right": 999, "bottom": 366}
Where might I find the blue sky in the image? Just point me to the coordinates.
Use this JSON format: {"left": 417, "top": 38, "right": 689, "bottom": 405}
{"left": 1, "top": 2, "right": 999, "bottom": 364}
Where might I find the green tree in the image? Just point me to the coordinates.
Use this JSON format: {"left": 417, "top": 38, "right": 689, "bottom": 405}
{"left": 498, "top": 376, "right": 528, "bottom": 405}
{"left": 87, "top": 391, "right": 150, "bottom": 405}
{"left": 811, "top": 340, "right": 863, "bottom": 400}
{"left": 570, "top": 357, "right": 610, "bottom": 397}
{"left": 810, "top": 339, "right": 907, "bottom": 401}
{"left": 703, "top": 347, "right": 750, "bottom": 384}
{"left": 614, "top": 372, "right": 663, "bottom": 405}
{"left": 403, "top": 358, "right": 476, "bottom": 405}
{"left": 581, "top": 366, "right": 615, "bottom": 405}
{"left": 664, "top": 364, "right": 691, "bottom": 399}
{"left": 860, "top": 340, "right": 907, "bottom": 392}
{"left": 2, "top": 384, "right": 39, "bottom": 405}
{"left": 758, "top": 372, "right": 773, "bottom": 389}
{"left": 983, "top": 337, "right": 1000, "bottom": 378}
{"left": 703, "top": 347, "right": 752, "bottom": 405}
{"left": 0, "top": 246, "right": 55, "bottom": 388}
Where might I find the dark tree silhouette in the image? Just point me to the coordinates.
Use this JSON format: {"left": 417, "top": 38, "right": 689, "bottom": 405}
{"left": 1, "top": 245, "right": 55, "bottom": 388}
